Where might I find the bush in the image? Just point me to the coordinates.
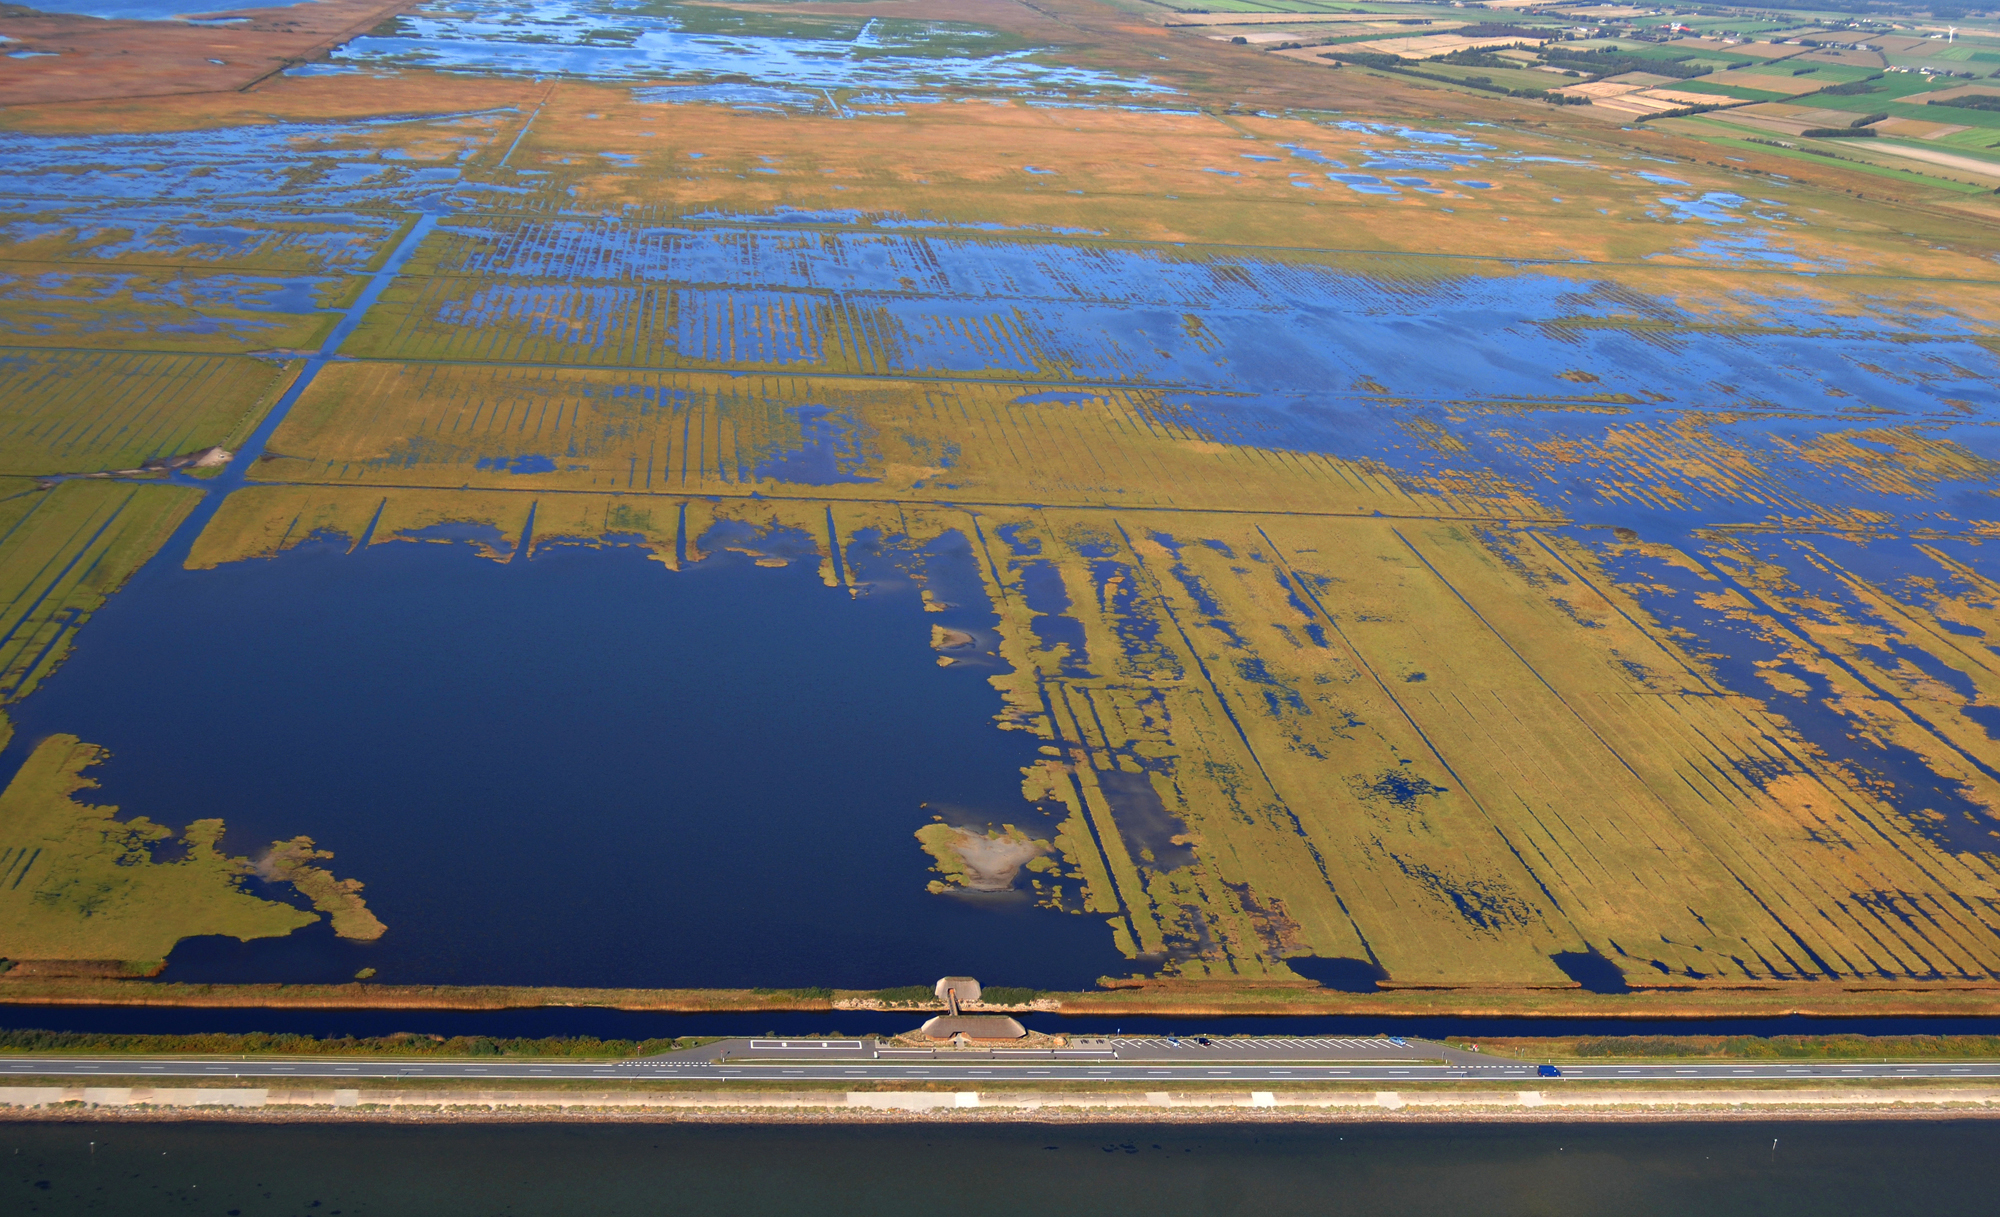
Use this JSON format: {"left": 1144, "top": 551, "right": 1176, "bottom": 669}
{"left": 872, "top": 985, "right": 935, "bottom": 1004}
{"left": 1816, "top": 76, "right": 1883, "bottom": 96}
{"left": 979, "top": 986, "right": 1041, "bottom": 1006}
{"left": 1802, "top": 127, "right": 1878, "bottom": 137}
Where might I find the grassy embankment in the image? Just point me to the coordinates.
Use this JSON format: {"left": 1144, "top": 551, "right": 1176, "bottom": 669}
{"left": 1468, "top": 1035, "right": 2000, "bottom": 1062}
{"left": 4, "top": 975, "right": 2000, "bottom": 1018}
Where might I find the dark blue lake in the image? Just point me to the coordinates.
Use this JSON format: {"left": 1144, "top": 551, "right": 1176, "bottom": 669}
{"left": 1, "top": 530, "right": 1122, "bottom": 991}
{"left": 6, "top": 1119, "right": 1997, "bottom": 1216}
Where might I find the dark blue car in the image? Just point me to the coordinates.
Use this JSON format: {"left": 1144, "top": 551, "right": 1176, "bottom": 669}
{"left": 1537, "top": 1064, "right": 1563, "bottom": 1078}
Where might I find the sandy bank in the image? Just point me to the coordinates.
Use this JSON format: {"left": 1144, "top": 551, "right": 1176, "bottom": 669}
{"left": 5, "top": 1083, "right": 2000, "bottom": 1125}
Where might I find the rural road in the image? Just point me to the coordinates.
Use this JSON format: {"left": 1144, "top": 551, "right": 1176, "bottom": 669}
{"left": 2, "top": 1037, "right": 1996, "bottom": 1084}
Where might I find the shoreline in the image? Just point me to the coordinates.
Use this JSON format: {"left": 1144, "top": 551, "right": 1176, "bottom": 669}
{"left": 5, "top": 1083, "right": 2000, "bottom": 1125}
{"left": 5, "top": 979, "right": 2000, "bottom": 1020}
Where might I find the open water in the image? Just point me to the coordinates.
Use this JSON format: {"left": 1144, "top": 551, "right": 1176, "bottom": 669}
{"left": 4, "top": 1119, "right": 1998, "bottom": 1215}
{"left": 7, "top": 1004, "right": 2000, "bottom": 1042}
{"left": 0, "top": 531, "right": 1123, "bottom": 991}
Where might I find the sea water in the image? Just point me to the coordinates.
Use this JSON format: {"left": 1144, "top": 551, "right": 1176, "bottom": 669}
{"left": 3, "top": 1119, "right": 1996, "bottom": 1216}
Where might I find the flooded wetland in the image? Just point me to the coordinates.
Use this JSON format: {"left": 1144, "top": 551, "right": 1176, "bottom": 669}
{"left": 0, "top": 0, "right": 1997, "bottom": 1012}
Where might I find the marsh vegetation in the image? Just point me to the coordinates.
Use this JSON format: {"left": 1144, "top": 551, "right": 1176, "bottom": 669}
{"left": 0, "top": 0, "right": 1995, "bottom": 1012}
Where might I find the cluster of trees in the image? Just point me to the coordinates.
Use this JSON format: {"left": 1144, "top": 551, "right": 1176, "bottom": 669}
{"left": 1802, "top": 111, "right": 1890, "bottom": 134}
{"left": 1324, "top": 50, "right": 1577, "bottom": 102}
{"left": 1451, "top": 23, "right": 1549, "bottom": 40}
{"left": 1934, "top": 92, "right": 2000, "bottom": 112}
{"left": 1433, "top": 47, "right": 1537, "bottom": 71}
{"left": 1539, "top": 46, "right": 1714, "bottom": 79}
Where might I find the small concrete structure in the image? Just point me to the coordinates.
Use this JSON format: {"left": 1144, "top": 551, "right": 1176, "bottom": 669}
{"left": 918, "top": 975, "right": 1025, "bottom": 1041}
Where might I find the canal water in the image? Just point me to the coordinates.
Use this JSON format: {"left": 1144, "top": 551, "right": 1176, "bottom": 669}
{"left": 5, "top": 1118, "right": 1996, "bottom": 1216}
{"left": 7, "top": 1004, "right": 2000, "bottom": 1043}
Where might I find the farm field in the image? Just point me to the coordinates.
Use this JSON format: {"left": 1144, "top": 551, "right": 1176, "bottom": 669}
{"left": 0, "top": 0, "right": 1996, "bottom": 1008}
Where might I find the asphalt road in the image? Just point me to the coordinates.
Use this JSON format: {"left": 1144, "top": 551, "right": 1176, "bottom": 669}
{"left": 1, "top": 1036, "right": 1997, "bottom": 1085}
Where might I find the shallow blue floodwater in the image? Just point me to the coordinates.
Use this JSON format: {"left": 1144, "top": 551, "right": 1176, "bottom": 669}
{"left": 332, "top": 0, "right": 1167, "bottom": 94}
{"left": 0, "top": 532, "right": 1123, "bottom": 991}
{"left": 9, "top": 0, "right": 310, "bottom": 17}
{"left": 6, "top": 1120, "right": 1999, "bottom": 1216}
